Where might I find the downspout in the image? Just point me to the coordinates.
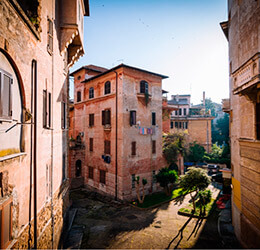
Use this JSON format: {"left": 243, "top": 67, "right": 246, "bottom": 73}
{"left": 114, "top": 71, "right": 118, "bottom": 200}
{"left": 32, "top": 59, "right": 37, "bottom": 249}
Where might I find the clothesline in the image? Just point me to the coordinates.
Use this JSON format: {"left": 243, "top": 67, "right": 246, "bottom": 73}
{"left": 138, "top": 126, "right": 155, "bottom": 135}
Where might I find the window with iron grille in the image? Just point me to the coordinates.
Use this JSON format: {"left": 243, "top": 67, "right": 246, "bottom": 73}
{"left": 131, "top": 141, "right": 136, "bottom": 156}
{"left": 0, "top": 197, "right": 13, "bottom": 249}
{"left": 89, "top": 87, "right": 94, "bottom": 99}
{"left": 47, "top": 18, "right": 53, "bottom": 54}
{"left": 152, "top": 140, "right": 156, "bottom": 154}
{"left": 102, "top": 109, "right": 111, "bottom": 125}
{"left": 77, "top": 91, "right": 81, "bottom": 102}
{"left": 0, "top": 69, "right": 12, "bottom": 120}
{"left": 140, "top": 80, "right": 148, "bottom": 94}
{"left": 100, "top": 170, "right": 106, "bottom": 184}
{"left": 104, "top": 81, "right": 111, "bottom": 95}
{"left": 132, "top": 174, "right": 135, "bottom": 188}
{"left": 88, "top": 166, "right": 94, "bottom": 179}
{"left": 130, "top": 110, "right": 136, "bottom": 126}
{"left": 89, "top": 113, "right": 94, "bottom": 127}
{"left": 43, "top": 90, "right": 51, "bottom": 128}
{"left": 89, "top": 138, "right": 93, "bottom": 152}
{"left": 104, "top": 140, "right": 111, "bottom": 155}
{"left": 61, "top": 102, "right": 66, "bottom": 129}
{"left": 152, "top": 112, "right": 156, "bottom": 126}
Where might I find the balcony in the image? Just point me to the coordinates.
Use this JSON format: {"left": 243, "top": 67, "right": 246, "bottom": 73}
{"left": 232, "top": 53, "right": 260, "bottom": 95}
{"left": 137, "top": 93, "right": 152, "bottom": 106}
{"left": 222, "top": 98, "right": 231, "bottom": 113}
{"left": 103, "top": 124, "right": 111, "bottom": 132}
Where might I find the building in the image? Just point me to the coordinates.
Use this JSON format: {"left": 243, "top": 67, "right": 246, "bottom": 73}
{"left": 69, "top": 64, "right": 167, "bottom": 200}
{"left": 0, "top": 0, "right": 89, "bottom": 248}
{"left": 221, "top": 0, "right": 260, "bottom": 248}
{"left": 168, "top": 94, "right": 214, "bottom": 152}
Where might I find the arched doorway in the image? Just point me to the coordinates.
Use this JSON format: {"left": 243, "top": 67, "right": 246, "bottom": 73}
{"left": 75, "top": 159, "right": 82, "bottom": 177}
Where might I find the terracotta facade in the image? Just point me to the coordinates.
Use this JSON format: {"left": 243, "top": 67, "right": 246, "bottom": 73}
{"left": 221, "top": 0, "right": 260, "bottom": 248}
{"left": 0, "top": 0, "right": 89, "bottom": 248}
{"left": 69, "top": 64, "right": 168, "bottom": 200}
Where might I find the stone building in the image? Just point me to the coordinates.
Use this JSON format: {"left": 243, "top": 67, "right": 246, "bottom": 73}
{"left": 221, "top": 0, "right": 260, "bottom": 248}
{"left": 0, "top": 0, "right": 89, "bottom": 248}
{"left": 69, "top": 64, "right": 167, "bottom": 200}
{"left": 168, "top": 94, "right": 214, "bottom": 152}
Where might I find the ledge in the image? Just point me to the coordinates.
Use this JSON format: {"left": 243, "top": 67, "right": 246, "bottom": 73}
{"left": 0, "top": 152, "right": 26, "bottom": 162}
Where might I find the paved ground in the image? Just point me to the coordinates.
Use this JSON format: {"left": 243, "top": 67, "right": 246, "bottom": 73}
{"left": 62, "top": 184, "right": 240, "bottom": 249}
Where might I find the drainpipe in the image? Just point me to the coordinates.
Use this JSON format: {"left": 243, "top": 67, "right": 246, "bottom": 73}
{"left": 114, "top": 71, "right": 118, "bottom": 200}
{"left": 32, "top": 59, "right": 37, "bottom": 249}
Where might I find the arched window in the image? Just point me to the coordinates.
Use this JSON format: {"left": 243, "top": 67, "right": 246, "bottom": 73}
{"left": 104, "top": 81, "right": 111, "bottom": 95}
{"left": 76, "top": 91, "right": 81, "bottom": 102}
{"left": 89, "top": 87, "right": 94, "bottom": 99}
{"left": 75, "top": 159, "right": 82, "bottom": 177}
{"left": 140, "top": 80, "right": 148, "bottom": 94}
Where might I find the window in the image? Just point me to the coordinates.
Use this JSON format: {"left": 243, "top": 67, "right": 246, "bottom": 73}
{"left": 184, "top": 122, "right": 188, "bottom": 129}
{"left": 104, "top": 81, "right": 111, "bottom": 95}
{"left": 130, "top": 110, "right": 136, "bottom": 126}
{"left": 77, "top": 91, "right": 81, "bottom": 102}
{"left": 175, "top": 122, "right": 178, "bottom": 128}
{"left": 0, "top": 69, "right": 12, "bottom": 120}
{"left": 89, "top": 87, "right": 94, "bottom": 99}
{"left": 175, "top": 110, "right": 178, "bottom": 116}
{"left": 152, "top": 112, "right": 156, "bottom": 126}
{"left": 179, "top": 122, "right": 182, "bottom": 129}
{"left": 43, "top": 90, "right": 51, "bottom": 128}
{"left": 152, "top": 170, "right": 156, "bottom": 184}
{"left": 140, "top": 80, "right": 148, "bottom": 94}
{"left": 89, "top": 138, "right": 93, "bottom": 152}
{"left": 179, "top": 109, "right": 182, "bottom": 115}
{"left": 75, "top": 160, "right": 82, "bottom": 177}
{"left": 184, "top": 108, "right": 186, "bottom": 115}
{"left": 131, "top": 141, "right": 136, "bottom": 156}
{"left": 152, "top": 140, "right": 156, "bottom": 154}
{"left": 47, "top": 18, "right": 53, "bottom": 54}
{"left": 132, "top": 174, "right": 135, "bottom": 188}
{"left": 104, "top": 140, "right": 111, "bottom": 155}
{"left": 170, "top": 121, "right": 174, "bottom": 129}
{"left": 257, "top": 102, "right": 260, "bottom": 140}
{"left": 61, "top": 102, "right": 66, "bottom": 129}
{"left": 100, "top": 170, "right": 106, "bottom": 184}
{"left": 89, "top": 113, "right": 94, "bottom": 127}
{"left": 88, "top": 166, "right": 94, "bottom": 179}
{"left": 102, "top": 109, "right": 111, "bottom": 125}
{"left": 0, "top": 198, "right": 13, "bottom": 249}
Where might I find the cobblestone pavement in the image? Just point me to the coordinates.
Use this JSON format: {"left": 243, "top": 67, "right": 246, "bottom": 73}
{"left": 63, "top": 185, "right": 240, "bottom": 249}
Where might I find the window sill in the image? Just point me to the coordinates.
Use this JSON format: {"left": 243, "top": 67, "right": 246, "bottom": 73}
{"left": 0, "top": 152, "right": 26, "bottom": 162}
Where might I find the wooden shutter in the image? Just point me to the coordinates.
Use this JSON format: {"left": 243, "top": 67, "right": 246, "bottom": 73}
{"left": 89, "top": 138, "right": 93, "bottom": 151}
{"left": 102, "top": 110, "right": 105, "bottom": 125}
{"left": 131, "top": 141, "right": 136, "bottom": 156}
{"left": 0, "top": 73, "right": 12, "bottom": 119}
{"left": 0, "top": 198, "right": 12, "bottom": 249}
{"left": 105, "top": 110, "right": 111, "bottom": 125}
{"left": 47, "top": 18, "right": 53, "bottom": 54}
{"left": 152, "top": 112, "right": 156, "bottom": 125}
{"left": 152, "top": 140, "right": 156, "bottom": 154}
{"left": 43, "top": 90, "right": 47, "bottom": 127}
{"left": 48, "top": 92, "right": 51, "bottom": 128}
{"left": 130, "top": 111, "right": 136, "bottom": 126}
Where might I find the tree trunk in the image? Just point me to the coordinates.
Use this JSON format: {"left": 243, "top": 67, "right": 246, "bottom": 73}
{"left": 136, "top": 183, "right": 142, "bottom": 204}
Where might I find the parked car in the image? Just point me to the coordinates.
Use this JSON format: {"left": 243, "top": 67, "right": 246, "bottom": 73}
{"left": 207, "top": 164, "right": 220, "bottom": 176}
{"left": 211, "top": 172, "right": 223, "bottom": 183}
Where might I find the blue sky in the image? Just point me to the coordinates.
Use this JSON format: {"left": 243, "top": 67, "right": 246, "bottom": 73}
{"left": 71, "top": 0, "right": 229, "bottom": 105}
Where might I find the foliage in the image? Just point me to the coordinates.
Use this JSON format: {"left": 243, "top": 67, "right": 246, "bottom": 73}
{"left": 179, "top": 167, "right": 211, "bottom": 211}
{"left": 196, "top": 189, "right": 212, "bottom": 216}
{"left": 156, "top": 167, "right": 178, "bottom": 196}
{"left": 135, "top": 176, "right": 148, "bottom": 204}
{"left": 212, "top": 113, "right": 230, "bottom": 144}
{"left": 163, "top": 132, "right": 188, "bottom": 164}
{"left": 202, "top": 98, "right": 216, "bottom": 116}
{"left": 185, "top": 142, "right": 205, "bottom": 163}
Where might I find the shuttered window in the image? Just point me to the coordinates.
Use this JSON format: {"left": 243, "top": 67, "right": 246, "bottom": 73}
{"left": 89, "top": 87, "right": 94, "bottom": 99}
{"left": 102, "top": 109, "right": 111, "bottom": 125}
{"left": 89, "top": 138, "right": 93, "bottom": 152}
{"left": 131, "top": 141, "right": 136, "bottom": 156}
{"left": 140, "top": 80, "right": 148, "bottom": 94}
{"left": 152, "top": 140, "right": 156, "bottom": 154}
{"left": 104, "top": 81, "right": 111, "bottom": 95}
{"left": 43, "top": 90, "right": 52, "bottom": 128}
{"left": 0, "top": 70, "right": 12, "bottom": 120}
{"left": 152, "top": 112, "right": 156, "bottom": 126}
{"left": 47, "top": 18, "right": 53, "bottom": 54}
{"left": 77, "top": 91, "right": 81, "bottom": 102}
{"left": 130, "top": 110, "right": 136, "bottom": 126}
{"left": 89, "top": 113, "right": 94, "bottom": 127}
{"left": 104, "top": 140, "right": 111, "bottom": 155}
{"left": 100, "top": 170, "right": 106, "bottom": 184}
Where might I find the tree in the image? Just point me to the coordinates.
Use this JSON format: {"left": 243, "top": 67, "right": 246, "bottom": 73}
{"left": 202, "top": 98, "right": 216, "bottom": 116}
{"left": 135, "top": 176, "right": 148, "bottom": 204}
{"left": 163, "top": 132, "right": 188, "bottom": 165}
{"left": 212, "top": 113, "right": 229, "bottom": 144}
{"left": 186, "top": 142, "right": 205, "bottom": 163}
{"left": 156, "top": 167, "right": 178, "bottom": 196}
{"left": 179, "top": 167, "right": 211, "bottom": 211}
{"left": 196, "top": 189, "right": 212, "bottom": 216}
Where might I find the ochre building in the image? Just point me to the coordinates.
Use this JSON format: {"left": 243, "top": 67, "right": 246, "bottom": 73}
{"left": 69, "top": 64, "right": 167, "bottom": 200}
{"left": 221, "top": 0, "right": 260, "bottom": 248}
{"left": 0, "top": 0, "right": 89, "bottom": 248}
